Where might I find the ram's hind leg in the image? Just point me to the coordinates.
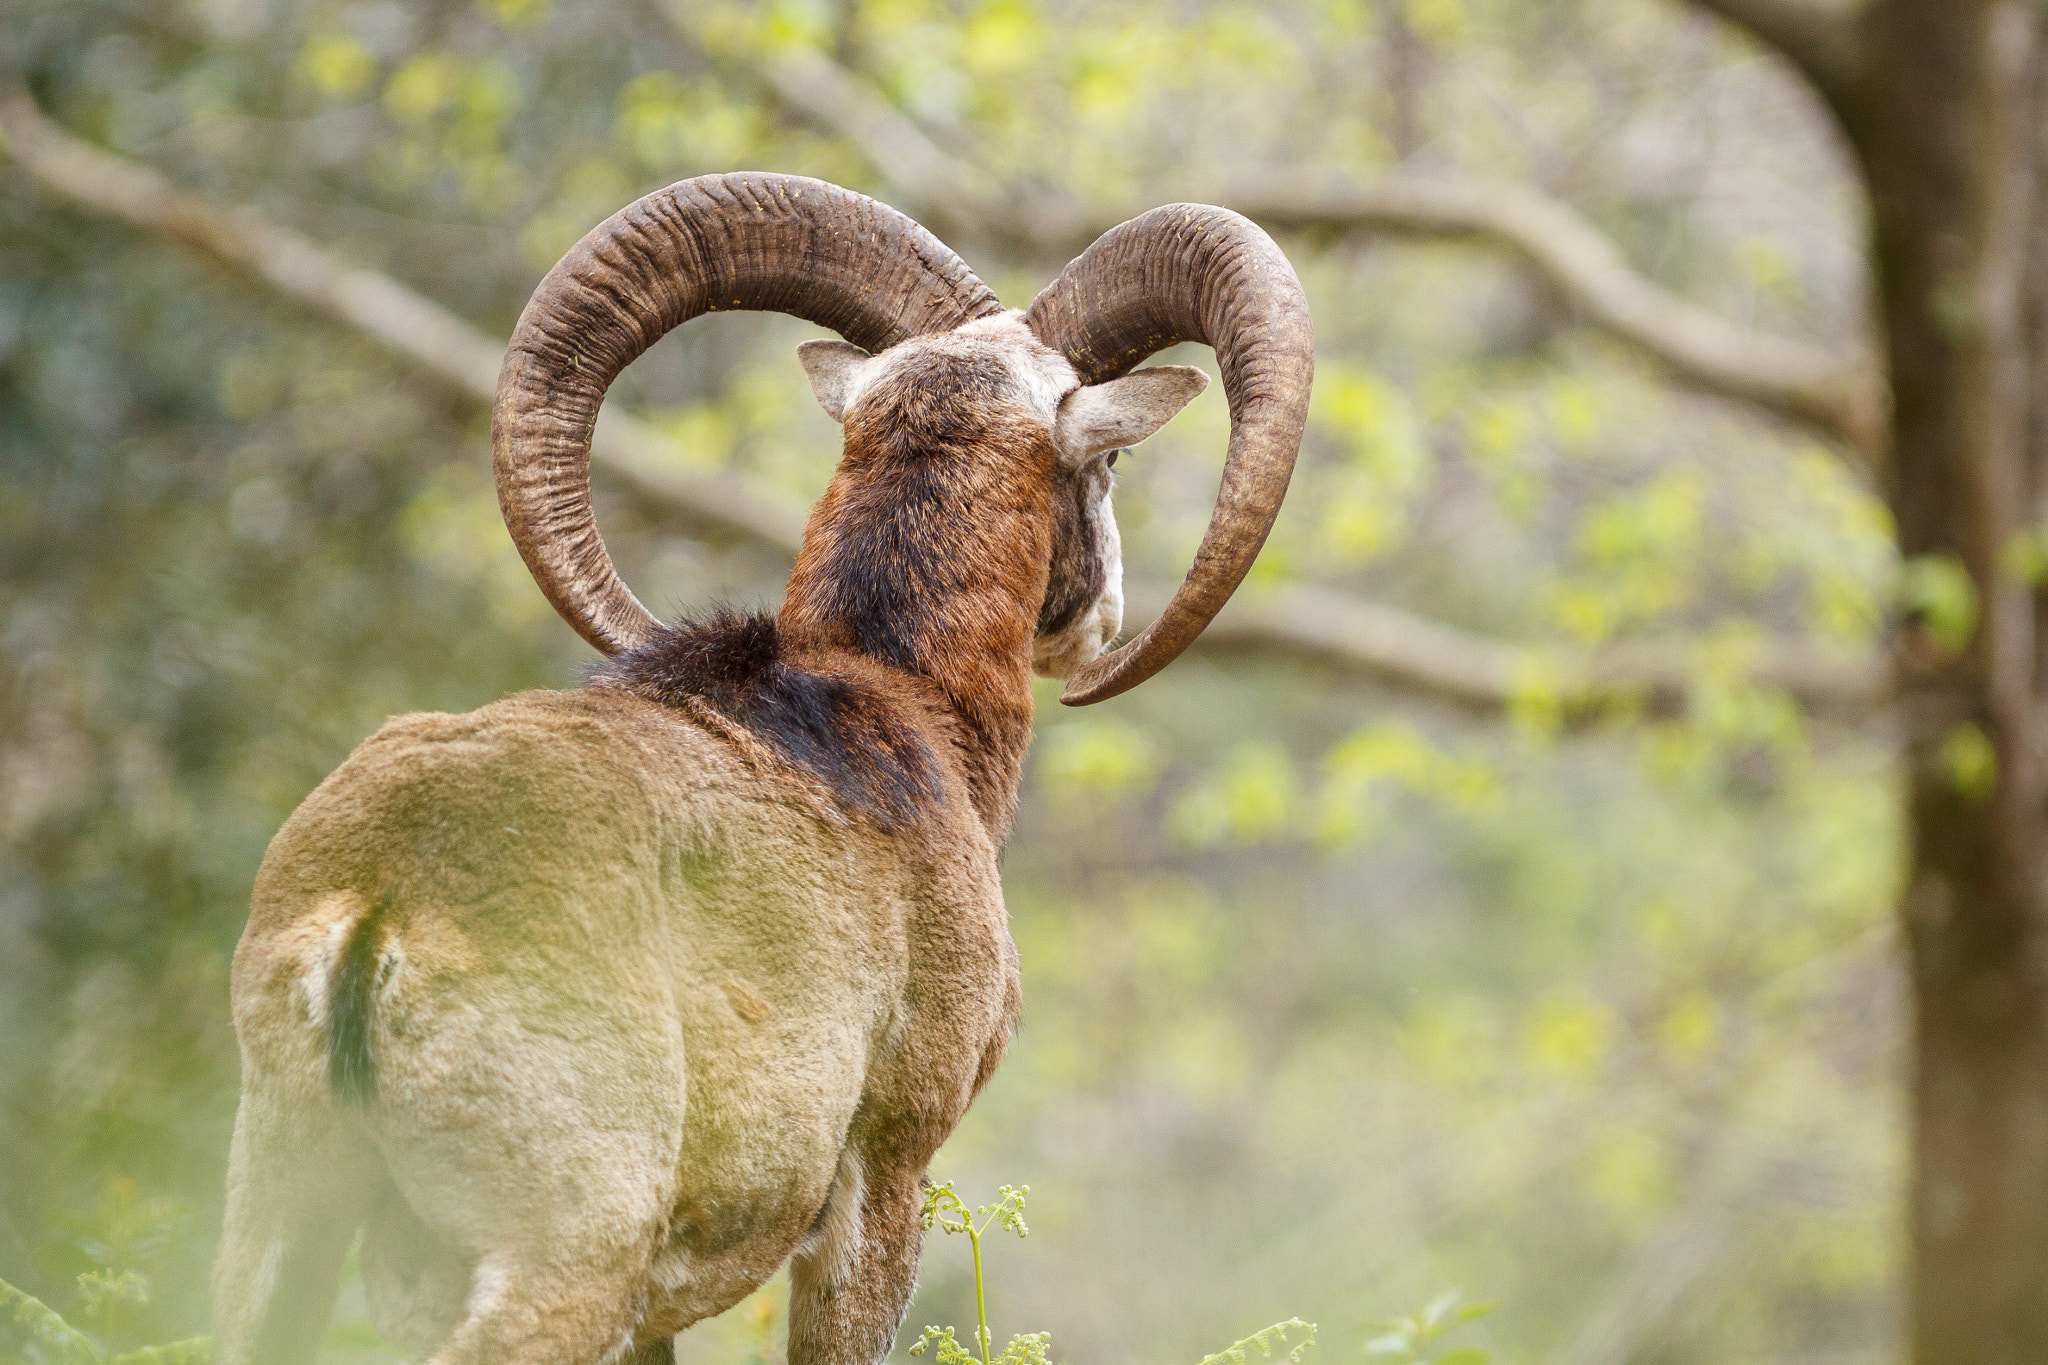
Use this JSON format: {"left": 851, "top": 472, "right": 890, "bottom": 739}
{"left": 385, "top": 1005, "right": 686, "bottom": 1364}
{"left": 787, "top": 1152, "right": 924, "bottom": 1365}
{"left": 211, "top": 1084, "right": 378, "bottom": 1365}
{"left": 414, "top": 1249, "right": 663, "bottom": 1365}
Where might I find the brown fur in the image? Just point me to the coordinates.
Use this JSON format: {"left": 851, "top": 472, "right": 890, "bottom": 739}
{"left": 212, "top": 316, "right": 1188, "bottom": 1365}
{"left": 216, "top": 687, "right": 1020, "bottom": 1365}
{"left": 781, "top": 350, "right": 1060, "bottom": 837}
{"left": 588, "top": 610, "right": 944, "bottom": 827}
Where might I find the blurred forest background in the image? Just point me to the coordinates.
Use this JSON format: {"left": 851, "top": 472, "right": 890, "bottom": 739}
{"left": 0, "top": 0, "right": 1942, "bottom": 1362}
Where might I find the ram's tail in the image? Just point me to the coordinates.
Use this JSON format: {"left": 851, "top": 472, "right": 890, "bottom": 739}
{"left": 326, "top": 890, "right": 391, "bottom": 1104}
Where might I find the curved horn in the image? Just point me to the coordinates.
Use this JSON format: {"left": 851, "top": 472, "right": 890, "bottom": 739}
{"left": 494, "top": 172, "right": 1004, "bottom": 655}
{"left": 1026, "top": 205, "right": 1313, "bottom": 706}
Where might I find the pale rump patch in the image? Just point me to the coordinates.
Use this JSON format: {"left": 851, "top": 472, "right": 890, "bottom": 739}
{"left": 285, "top": 890, "right": 373, "bottom": 1030}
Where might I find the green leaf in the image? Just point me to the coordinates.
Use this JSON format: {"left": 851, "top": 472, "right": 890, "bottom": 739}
{"left": 1419, "top": 1290, "right": 1461, "bottom": 1334}
{"left": 1899, "top": 553, "right": 1980, "bottom": 655}
{"left": 1430, "top": 1349, "right": 1489, "bottom": 1365}
{"left": 76, "top": 1270, "right": 151, "bottom": 1319}
{"left": 1936, "top": 722, "right": 1999, "bottom": 801}
{"left": 920, "top": 1181, "right": 970, "bottom": 1235}
{"left": 994, "top": 1332, "right": 1052, "bottom": 1365}
{"left": 986, "top": 1185, "right": 1031, "bottom": 1239}
{"left": 910, "top": 1326, "right": 976, "bottom": 1365}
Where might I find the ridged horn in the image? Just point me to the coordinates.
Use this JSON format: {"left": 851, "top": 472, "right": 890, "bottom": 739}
{"left": 1026, "top": 205, "right": 1313, "bottom": 706}
{"left": 494, "top": 172, "right": 1004, "bottom": 655}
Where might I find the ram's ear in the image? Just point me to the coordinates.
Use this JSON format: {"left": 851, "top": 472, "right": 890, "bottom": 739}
{"left": 1054, "top": 365, "right": 1210, "bottom": 462}
{"left": 798, "top": 339, "right": 877, "bottom": 422}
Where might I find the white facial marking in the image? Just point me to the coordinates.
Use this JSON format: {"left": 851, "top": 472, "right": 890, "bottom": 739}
{"left": 1033, "top": 472, "right": 1124, "bottom": 680}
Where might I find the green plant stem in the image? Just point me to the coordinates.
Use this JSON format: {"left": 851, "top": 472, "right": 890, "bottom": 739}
{"left": 969, "top": 1221, "right": 991, "bottom": 1365}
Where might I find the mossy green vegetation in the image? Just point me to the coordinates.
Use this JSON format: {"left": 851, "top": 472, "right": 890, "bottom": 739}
{"left": 3, "top": 1178, "right": 1487, "bottom": 1365}
{"left": 909, "top": 1182, "right": 1332, "bottom": 1365}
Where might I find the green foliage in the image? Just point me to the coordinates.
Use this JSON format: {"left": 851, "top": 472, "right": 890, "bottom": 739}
{"left": 1552, "top": 469, "right": 1704, "bottom": 643}
{"left": 1, "top": 1179, "right": 208, "bottom": 1363}
{"left": 1936, "top": 722, "right": 1998, "bottom": 801}
{"left": 1898, "top": 553, "right": 1980, "bottom": 656}
{"left": 1169, "top": 741, "right": 1300, "bottom": 846}
{"left": 1194, "top": 1318, "right": 1317, "bottom": 1365}
{"left": 915, "top": 1183, "right": 1035, "bottom": 1365}
{"left": 108, "top": 1343, "right": 212, "bottom": 1365}
{"left": 3, "top": 1277, "right": 102, "bottom": 1363}
{"left": 1361, "top": 1292, "right": 1494, "bottom": 1365}
{"left": 0, "top": 1275, "right": 210, "bottom": 1365}
{"left": 1035, "top": 719, "right": 1162, "bottom": 800}
{"left": 1308, "top": 364, "right": 1431, "bottom": 563}
{"left": 5, "top": 3, "right": 1906, "bottom": 1362}
{"left": 911, "top": 1325, "right": 1051, "bottom": 1365}
{"left": 914, "top": 1183, "right": 1318, "bottom": 1365}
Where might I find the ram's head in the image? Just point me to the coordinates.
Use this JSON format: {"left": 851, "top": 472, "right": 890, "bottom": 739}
{"left": 492, "top": 175, "right": 1312, "bottom": 705}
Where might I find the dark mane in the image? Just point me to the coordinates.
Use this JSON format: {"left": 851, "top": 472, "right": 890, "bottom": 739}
{"left": 590, "top": 610, "right": 944, "bottom": 825}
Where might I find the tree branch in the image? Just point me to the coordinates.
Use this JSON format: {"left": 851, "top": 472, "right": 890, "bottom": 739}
{"left": 0, "top": 90, "right": 1886, "bottom": 713}
{"left": 676, "top": 25, "right": 1886, "bottom": 458}
{"left": 659, "top": 0, "right": 1022, "bottom": 242}
{"left": 0, "top": 89, "right": 806, "bottom": 555}
{"left": 1685, "top": 0, "right": 1867, "bottom": 110}
{"left": 1228, "top": 170, "right": 1887, "bottom": 457}
{"left": 1176, "top": 581, "right": 1887, "bottom": 713}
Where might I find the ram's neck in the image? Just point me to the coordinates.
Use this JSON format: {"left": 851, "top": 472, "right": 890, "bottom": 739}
{"left": 779, "top": 421, "right": 1054, "bottom": 840}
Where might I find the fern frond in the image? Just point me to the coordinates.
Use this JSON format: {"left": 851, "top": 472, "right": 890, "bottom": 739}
{"left": 0, "top": 1277, "right": 105, "bottom": 1364}
{"left": 1193, "top": 1317, "right": 1316, "bottom": 1365}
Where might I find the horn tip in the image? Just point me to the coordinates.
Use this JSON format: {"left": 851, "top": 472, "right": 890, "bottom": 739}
{"left": 1057, "top": 653, "right": 1136, "bottom": 706}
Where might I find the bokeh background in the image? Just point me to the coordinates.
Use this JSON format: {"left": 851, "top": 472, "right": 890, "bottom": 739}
{"left": 1, "top": 1, "right": 1901, "bottom": 1361}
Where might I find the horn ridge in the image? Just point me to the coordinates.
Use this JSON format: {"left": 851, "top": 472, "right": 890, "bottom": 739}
{"left": 1025, "top": 204, "right": 1314, "bottom": 706}
{"left": 493, "top": 172, "right": 1004, "bottom": 656}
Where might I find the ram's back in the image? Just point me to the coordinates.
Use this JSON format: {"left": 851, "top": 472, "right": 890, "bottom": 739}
{"left": 229, "top": 684, "right": 984, "bottom": 1195}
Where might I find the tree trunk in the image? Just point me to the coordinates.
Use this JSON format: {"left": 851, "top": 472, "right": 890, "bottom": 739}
{"left": 1847, "top": 2, "right": 2048, "bottom": 1359}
